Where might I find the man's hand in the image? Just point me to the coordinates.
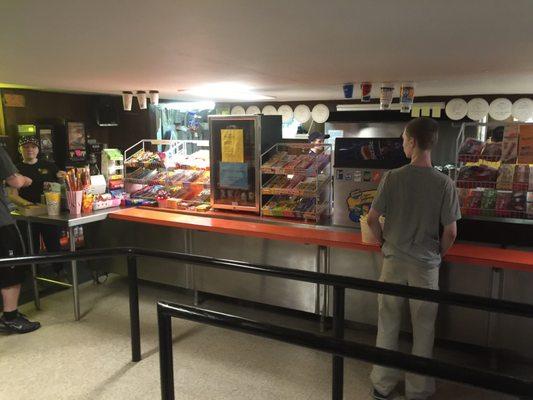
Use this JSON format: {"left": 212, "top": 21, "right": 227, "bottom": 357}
{"left": 440, "top": 222, "right": 457, "bottom": 256}
{"left": 56, "top": 170, "right": 67, "bottom": 180}
{"left": 5, "top": 173, "right": 31, "bottom": 189}
{"left": 366, "top": 208, "right": 384, "bottom": 246}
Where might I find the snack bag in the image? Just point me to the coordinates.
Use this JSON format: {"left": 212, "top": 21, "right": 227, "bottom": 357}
{"left": 480, "top": 141, "right": 502, "bottom": 160}
{"left": 501, "top": 126, "right": 519, "bottom": 163}
{"left": 458, "top": 138, "right": 483, "bottom": 161}
{"left": 496, "top": 164, "right": 515, "bottom": 190}
{"left": 495, "top": 191, "right": 512, "bottom": 217}
{"left": 81, "top": 193, "right": 94, "bottom": 214}
{"left": 510, "top": 191, "right": 527, "bottom": 214}
{"left": 480, "top": 189, "right": 497, "bottom": 216}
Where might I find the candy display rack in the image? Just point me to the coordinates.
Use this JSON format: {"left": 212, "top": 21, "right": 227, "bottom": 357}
{"left": 124, "top": 139, "right": 211, "bottom": 210}
{"left": 260, "top": 143, "right": 332, "bottom": 223}
{"left": 455, "top": 122, "right": 533, "bottom": 222}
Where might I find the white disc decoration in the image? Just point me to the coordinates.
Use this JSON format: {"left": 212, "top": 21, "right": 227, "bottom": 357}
{"left": 489, "top": 98, "right": 512, "bottom": 121}
{"left": 262, "top": 105, "right": 277, "bottom": 115}
{"left": 445, "top": 98, "right": 468, "bottom": 120}
{"left": 230, "top": 105, "right": 245, "bottom": 115}
{"left": 245, "top": 105, "right": 261, "bottom": 115}
{"left": 466, "top": 98, "right": 489, "bottom": 121}
{"left": 294, "top": 104, "right": 311, "bottom": 123}
{"left": 311, "top": 103, "right": 330, "bottom": 123}
{"left": 277, "top": 105, "right": 294, "bottom": 123}
{"left": 511, "top": 98, "right": 533, "bottom": 122}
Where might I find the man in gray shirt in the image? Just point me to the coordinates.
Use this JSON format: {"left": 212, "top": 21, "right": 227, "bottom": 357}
{"left": 368, "top": 117, "right": 461, "bottom": 400}
{"left": 0, "top": 146, "right": 41, "bottom": 333}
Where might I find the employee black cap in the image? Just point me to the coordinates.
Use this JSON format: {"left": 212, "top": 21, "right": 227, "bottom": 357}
{"left": 308, "top": 132, "right": 330, "bottom": 142}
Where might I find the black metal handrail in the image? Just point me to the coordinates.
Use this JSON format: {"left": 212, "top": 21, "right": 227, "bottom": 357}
{"left": 1, "top": 247, "right": 532, "bottom": 318}
{"left": 1, "top": 246, "right": 532, "bottom": 400}
{"left": 157, "top": 300, "right": 533, "bottom": 400}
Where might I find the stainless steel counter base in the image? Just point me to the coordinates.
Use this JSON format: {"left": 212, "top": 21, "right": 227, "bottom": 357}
{"left": 86, "top": 219, "right": 532, "bottom": 358}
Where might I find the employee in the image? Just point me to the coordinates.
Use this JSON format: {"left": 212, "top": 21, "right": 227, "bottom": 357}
{"left": 307, "top": 131, "right": 330, "bottom": 155}
{"left": 8, "top": 136, "right": 66, "bottom": 275}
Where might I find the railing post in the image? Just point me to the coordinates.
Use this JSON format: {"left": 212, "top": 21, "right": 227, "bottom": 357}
{"left": 332, "top": 286, "right": 345, "bottom": 400}
{"left": 158, "top": 305, "right": 175, "bottom": 400}
{"left": 127, "top": 254, "right": 141, "bottom": 362}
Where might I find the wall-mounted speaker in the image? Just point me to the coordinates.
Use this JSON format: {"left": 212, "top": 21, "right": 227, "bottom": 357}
{"left": 95, "top": 96, "right": 119, "bottom": 127}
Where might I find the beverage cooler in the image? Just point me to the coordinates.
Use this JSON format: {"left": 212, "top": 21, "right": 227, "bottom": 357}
{"left": 209, "top": 115, "right": 282, "bottom": 213}
{"left": 333, "top": 137, "right": 408, "bottom": 227}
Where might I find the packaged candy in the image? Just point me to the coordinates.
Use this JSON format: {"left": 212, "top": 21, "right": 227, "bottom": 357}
{"left": 496, "top": 164, "right": 515, "bottom": 190}
{"left": 480, "top": 189, "right": 497, "bottom": 216}
{"left": 527, "top": 202, "right": 533, "bottom": 219}
{"left": 510, "top": 191, "right": 527, "bottom": 213}
{"left": 501, "top": 129, "right": 518, "bottom": 163}
{"left": 514, "top": 164, "right": 530, "bottom": 184}
{"left": 466, "top": 189, "right": 484, "bottom": 215}
{"left": 495, "top": 191, "right": 513, "bottom": 217}
{"left": 480, "top": 141, "right": 502, "bottom": 159}
{"left": 458, "top": 138, "right": 483, "bottom": 161}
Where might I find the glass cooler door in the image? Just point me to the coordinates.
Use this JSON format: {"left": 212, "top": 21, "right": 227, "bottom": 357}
{"left": 209, "top": 116, "right": 260, "bottom": 213}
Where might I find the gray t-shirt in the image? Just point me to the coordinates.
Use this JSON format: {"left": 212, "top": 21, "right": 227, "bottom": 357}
{"left": 371, "top": 164, "right": 461, "bottom": 266}
{"left": 0, "top": 147, "right": 17, "bottom": 227}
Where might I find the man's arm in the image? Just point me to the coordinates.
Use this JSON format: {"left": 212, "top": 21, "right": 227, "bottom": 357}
{"left": 5, "top": 173, "right": 32, "bottom": 189}
{"left": 7, "top": 187, "right": 32, "bottom": 206}
{"left": 367, "top": 208, "right": 383, "bottom": 246}
{"left": 440, "top": 221, "right": 457, "bottom": 256}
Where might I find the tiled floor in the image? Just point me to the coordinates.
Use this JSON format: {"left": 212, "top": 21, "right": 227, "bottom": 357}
{"left": 0, "top": 275, "right": 525, "bottom": 400}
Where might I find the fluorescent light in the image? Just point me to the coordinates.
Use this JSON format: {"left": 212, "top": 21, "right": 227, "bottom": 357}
{"left": 161, "top": 101, "right": 215, "bottom": 111}
{"left": 336, "top": 102, "right": 445, "bottom": 112}
{"left": 183, "top": 82, "right": 274, "bottom": 101}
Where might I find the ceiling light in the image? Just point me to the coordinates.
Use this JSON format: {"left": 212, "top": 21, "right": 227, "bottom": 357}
{"left": 183, "top": 82, "right": 274, "bottom": 101}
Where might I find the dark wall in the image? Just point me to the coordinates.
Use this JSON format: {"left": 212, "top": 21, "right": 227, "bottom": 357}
{"left": 0, "top": 89, "right": 156, "bottom": 162}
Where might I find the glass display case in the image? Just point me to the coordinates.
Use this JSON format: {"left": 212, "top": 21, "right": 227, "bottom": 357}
{"left": 455, "top": 122, "right": 533, "bottom": 223}
{"left": 260, "top": 143, "right": 332, "bottom": 222}
{"left": 124, "top": 139, "right": 211, "bottom": 211}
{"left": 209, "top": 115, "right": 282, "bottom": 213}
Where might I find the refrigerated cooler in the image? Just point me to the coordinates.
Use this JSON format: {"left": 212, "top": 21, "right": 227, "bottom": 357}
{"left": 209, "top": 115, "right": 282, "bottom": 213}
{"left": 333, "top": 136, "right": 408, "bottom": 227}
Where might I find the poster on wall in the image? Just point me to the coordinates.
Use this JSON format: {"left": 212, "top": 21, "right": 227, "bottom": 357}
{"left": 66, "top": 122, "right": 87, "bottom": 161}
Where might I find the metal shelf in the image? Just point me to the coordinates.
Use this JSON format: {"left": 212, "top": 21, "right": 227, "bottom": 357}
{"left": 462, "top": 215, "right": 533, "bottom": 225}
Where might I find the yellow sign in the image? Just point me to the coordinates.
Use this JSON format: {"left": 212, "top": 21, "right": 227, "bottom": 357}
{"left": 221, "top": 129, "right": 244, "bottom": 163}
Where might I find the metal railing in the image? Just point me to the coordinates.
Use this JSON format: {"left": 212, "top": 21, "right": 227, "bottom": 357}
{"left": 1, "top": 247, "right": 532, "bottom": 400}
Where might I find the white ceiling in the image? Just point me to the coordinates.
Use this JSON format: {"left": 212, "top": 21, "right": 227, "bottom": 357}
{"left": 2, "top": 0, "right": 533, "bottom": 101}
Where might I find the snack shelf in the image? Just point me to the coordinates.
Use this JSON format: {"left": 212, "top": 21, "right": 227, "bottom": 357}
{"left": 456, "top": 180, "right": 496, "bottom": 189}
{"left": 461, "top": 207, "right": 530, "bottom": 220}
{"left": 260, "top": 143, "right": 332, "bottom": 223}
{"left": 124, "top": 139, "right": 211, "bottom": 210}
{"left": 261, "top": 197, "right": 329, "bottom": 222}
{"left": 458, "top": 154, "right": 501, "bottom": 163}
{"left": 461, "top": 214, "right": 533, "bottom": 225}
{"left": 261, "top": 175, "right": 331, "bottom": 197}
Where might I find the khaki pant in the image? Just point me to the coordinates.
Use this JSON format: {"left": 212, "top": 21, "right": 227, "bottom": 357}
{"left": 370, "top": 256, "right": 439, "bottom": 399}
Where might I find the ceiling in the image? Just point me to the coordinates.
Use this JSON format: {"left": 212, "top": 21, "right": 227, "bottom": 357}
{"left": 2, "top": 0, "right": 533, "bottom": 101}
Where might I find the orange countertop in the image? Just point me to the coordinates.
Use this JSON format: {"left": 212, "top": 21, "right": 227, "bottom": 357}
{"left": 109, "top": 208, "right": 533, "bottom": 273}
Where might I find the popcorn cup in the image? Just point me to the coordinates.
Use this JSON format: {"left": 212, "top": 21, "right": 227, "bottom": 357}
{"left": 45, "top": 192, "right": 61, "bottom": 216}
{"left": 66, "top": 190, "right": 83, "bottom": 215}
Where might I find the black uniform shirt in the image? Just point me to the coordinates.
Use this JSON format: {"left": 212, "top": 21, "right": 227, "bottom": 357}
{"left": 16, "top": 159, "right": 59, "bottom": 203}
